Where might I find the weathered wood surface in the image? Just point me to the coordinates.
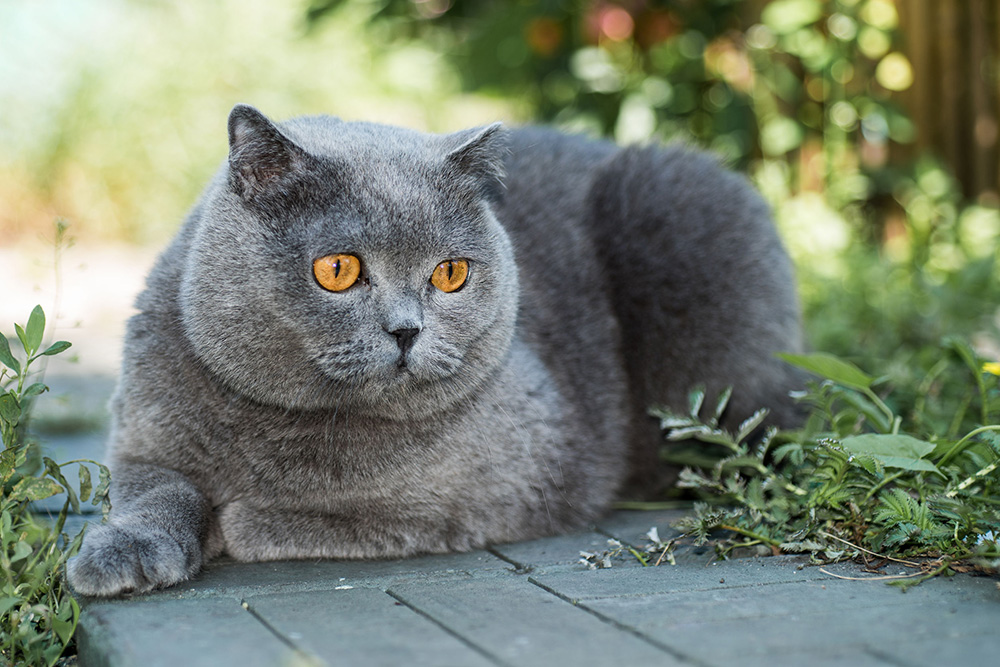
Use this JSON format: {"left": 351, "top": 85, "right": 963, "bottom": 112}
{"left": 75, "top": 509, "right": 1000, "bottom": 667}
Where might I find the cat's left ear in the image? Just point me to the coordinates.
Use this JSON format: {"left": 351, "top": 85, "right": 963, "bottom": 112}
{"left": 227, "top": 104, "right": 311, "bottom": 200}
{"left": 444, "top": 123, "right": 508, "bottom": 202}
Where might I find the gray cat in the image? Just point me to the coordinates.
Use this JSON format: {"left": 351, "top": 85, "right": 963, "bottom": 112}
{"left": 67, "top": 104, "right": 802, "bottom": 597}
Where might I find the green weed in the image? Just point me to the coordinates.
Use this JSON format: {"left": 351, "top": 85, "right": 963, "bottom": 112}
{"left": 651, "top": 344, "right": 1000, "bottom": 588}
{"left": 1, "top": 306, "right": 110, "bottom": 666}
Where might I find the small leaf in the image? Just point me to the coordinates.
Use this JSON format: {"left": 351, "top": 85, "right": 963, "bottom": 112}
{"left": 43, "top": 642, "right": 65, "bottom": 666}
{"left": 45, "top": 457, "right": 79, "bottom": 514}
{"left": 79, "top": 464, "right": 92, "bottom": 503}
{"left": 0, "top": 336, "right": 20, "bottom": 375}
{"left": 713, "top": 387, "right": 733, "bottom": 425}
{"left": 52, "top": 597, "right": 80, "bottom": 645}
{"left": 840, "top": 434, "right": 941, "bottom": 473}
{"left": 688, "top": 387, "right": 705, "bottom": 418}
{"left": 695, "top": 431, "right": 742, "bottom": 447}
{"left": 0, "top": 597, "right": 21, "bottom": 618}
{"left": 22, "top": 382, "right": 48, "bottom": 399}
{"left": 848, "top": 453, "right": 884, "bottom": 477}
{"left": 14, "top": 323, "right": 29, "bottom": 355}
{"left": 10, "top": 539, "right": 32, "bottom": 563}
{"left": 40, "top": 340, "right": 72, "bottom": 357}
{"left": 979, "top": 430, "right": 1000, "bottom": 456}
{"left": 93, "top": 463, "right": 112, "bottom": 517}
{"left": 736, "top": 408, "right": 770, "bottom": 442}
{"left": 654, "top": 414, "right": 701, "bottom": 430}
{"left": 1, "top": 448, "right": 16, "bottom": 485}
{"left": 0, "top": 391, "right": 21, "bottom": 426}
{"left": 841, "top": 433, "right": 935, "bottom": 458}
{"left": 25, "top": 305, "right": 45, "bottom": 356}
{"left": 10, "top": 476, "right": 64, "bottom": 502}
{"left": 719, "top": 455, "right": 766, "bottom": 472}
{"left": 666, "top": 425, "right": 714, "bottom": 441}
{"left": 0, "top": 511, "right": 12, "bottom": 546}
{"left": 777, "top": 352, "right": 874, "bottom": 391}
{"left": 829, "top": 386, "right": 891, "bottom": 432}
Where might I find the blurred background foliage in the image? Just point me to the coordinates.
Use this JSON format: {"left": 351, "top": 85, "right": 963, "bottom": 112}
{"left": 2, "top": 0, "right": 999, "bottom": 420}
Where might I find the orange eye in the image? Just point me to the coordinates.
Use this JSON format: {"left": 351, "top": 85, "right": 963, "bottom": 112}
{"left": 431, "top": 259, "right": 469, "bottom": 293}
{"left": 313, "top": 254, "right": 361, "bottom": 292}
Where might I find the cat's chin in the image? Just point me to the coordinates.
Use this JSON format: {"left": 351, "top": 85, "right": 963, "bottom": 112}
{"left": 315, "top": 356, "right": 495, "bottom": 421}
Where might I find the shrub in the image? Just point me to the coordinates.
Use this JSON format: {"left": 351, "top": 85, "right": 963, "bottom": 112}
{"left": 654, "top": 345, "right": 1000, "bottom": 586}
{"left": 1, "top": 306, "right": 110, "bottom": 666}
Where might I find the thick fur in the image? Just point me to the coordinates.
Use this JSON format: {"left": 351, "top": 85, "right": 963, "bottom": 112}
{"left": 68, "top": 106, "right": 802, "bottom": 597}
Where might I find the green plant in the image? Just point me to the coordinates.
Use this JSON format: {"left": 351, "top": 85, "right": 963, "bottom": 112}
{"left": 1, "top": 306, "right": 110, "bottom": 666}
{"left": 652, "top": 345, "right": 1000, "bottom": 588}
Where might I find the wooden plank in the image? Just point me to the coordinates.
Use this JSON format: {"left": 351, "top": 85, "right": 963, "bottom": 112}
{"left": 530, "top": 554, "right": 822, "bottom": 602}
{"left": 489, "top": 529, "right": 639, "bottom": 571}
{"left": 72, "top": 511, "right": 1000, "bottom": 667}
{"left": 386, "top": 576, "right": 680, "bottom": 666}
{"left": 593, "top": 509, "right": 688, "bottom": 546}
{"left": 970, "top": 0, "right": 999, "bottom": 197}
{"left": 897, "top": 0, "right": 931, "bottom": 160}
{"left": 158, "top": 550, "right": 510, "bottom": 599}
{"left": 897, "top": 0, "right": 1000, "bottom": 198}
{"left": 245, "top": 587, "right": 497, "bottom": 667}
{"left": 77, "top": 597, "right": 293, "bottom": 667}
{"left": 578, "top": 576, "right": 1000, "bottom": 665}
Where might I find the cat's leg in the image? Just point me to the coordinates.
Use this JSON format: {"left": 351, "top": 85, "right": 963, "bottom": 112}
{"left": 67, "top": 462, "right": 217, "bottom": 597}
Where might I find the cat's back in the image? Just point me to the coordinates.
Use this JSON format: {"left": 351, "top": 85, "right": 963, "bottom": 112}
{"left": 495, "top": 127, "right": 619, "bottom": 340}
{"left": 502, "top": 127, "right": 616, "bottom": 216}
{"left": 494, "top": 130, "right": 629, "bottom": 427}
{"left": 497, "top": 128, "right": 803, "bottom": 488}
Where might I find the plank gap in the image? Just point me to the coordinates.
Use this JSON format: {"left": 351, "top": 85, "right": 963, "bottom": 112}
{"left": 383, "top": 588, "right": 511, "bottom": 667}
{"left": 485, "top": 546, "right": 534, "bottom": 574}
{"left": 239, "top": 597, "right": 325, "bottom": 666}
{"left": 525, "top": 576, "right": 712, "bottom": 667}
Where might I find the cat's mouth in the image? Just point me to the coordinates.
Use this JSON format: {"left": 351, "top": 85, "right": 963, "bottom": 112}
{"left": 314, "top": 338, "right": 465, "bottom": 393}
{"left": 370, "top": 352, "right": 416, "bottom": 382}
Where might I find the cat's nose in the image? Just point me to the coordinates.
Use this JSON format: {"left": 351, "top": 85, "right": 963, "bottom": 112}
{"left": 390, "top": 327, "right": 420, "bottom": 357}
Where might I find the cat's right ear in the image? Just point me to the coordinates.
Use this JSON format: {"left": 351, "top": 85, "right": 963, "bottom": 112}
{"left": 443, "top": 123, "right": 509, "bottom": 203}
{"left": 227, "top": 104, "right": 309, "bottom": 200}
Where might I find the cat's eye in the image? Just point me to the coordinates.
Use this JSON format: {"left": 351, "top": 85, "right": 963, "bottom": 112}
{"left": 431, "top": 259, "right": 469, "bottom": 293}
{"left": 313, "top": 254, "right": 361, "bottom": 292}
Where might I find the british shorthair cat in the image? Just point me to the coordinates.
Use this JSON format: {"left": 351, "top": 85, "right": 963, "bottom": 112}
{"left": 68, "top": 104, "right": 802, "bottom": 596}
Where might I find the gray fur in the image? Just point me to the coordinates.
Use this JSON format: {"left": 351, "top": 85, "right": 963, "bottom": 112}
{"left": 67, "top": 105, "right": 802, "bottom": 597}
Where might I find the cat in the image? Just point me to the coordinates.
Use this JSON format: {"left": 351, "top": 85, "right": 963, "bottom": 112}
{"left": 67, "top": 104, "right": 802, "bottom": 597}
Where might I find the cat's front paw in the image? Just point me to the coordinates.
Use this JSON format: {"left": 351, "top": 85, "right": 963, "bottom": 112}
{"left": 67, "top": 522, "right": 194, "bottom": 597}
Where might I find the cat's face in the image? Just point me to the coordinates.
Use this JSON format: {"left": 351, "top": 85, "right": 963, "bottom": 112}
{"left": 178, "top": 106, "right": 518, "bottom": 418}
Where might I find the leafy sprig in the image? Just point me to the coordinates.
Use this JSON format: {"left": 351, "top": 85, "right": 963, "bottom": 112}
{"left": 1, "top": 307, "right": 111, "bottom": 666}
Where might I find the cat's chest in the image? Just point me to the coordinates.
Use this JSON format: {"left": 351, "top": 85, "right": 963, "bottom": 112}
{"left": 197, "top": 349, "right": 576, "bottom": 511}
{"left": 203, "top": 403, "right": 466, "bottom": 508}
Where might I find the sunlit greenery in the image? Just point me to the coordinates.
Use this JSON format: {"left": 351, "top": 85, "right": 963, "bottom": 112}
{"left": 0, "top": 0, "right": 515, "bottom": 244}
{"left": 302, "top": 0, "right": 1000, "bottom": 370}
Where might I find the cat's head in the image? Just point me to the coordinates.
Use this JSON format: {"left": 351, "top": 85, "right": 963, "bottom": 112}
{"left": 178, "top": 105, "right": 518, "bottom": 418}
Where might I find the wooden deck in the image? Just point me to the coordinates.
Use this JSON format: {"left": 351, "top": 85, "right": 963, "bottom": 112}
{"left": 74, "top": 508, "right": 1000, "bottom": 667}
